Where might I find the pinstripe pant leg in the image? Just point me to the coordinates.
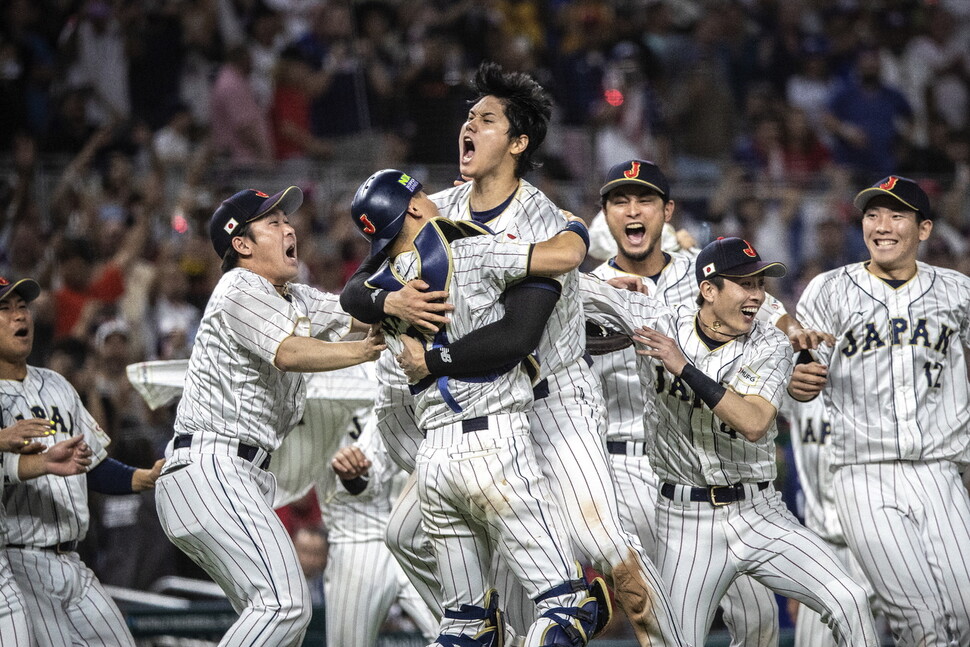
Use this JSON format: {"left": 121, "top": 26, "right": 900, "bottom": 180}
{"left": 156, "top": 457, "right": 312, "bottom": 647}
{"left": 66, "top": 556, "right": 135, "bottom": 646}
{"left": 385, "top": 471, "right": 443, "bottom": 618}
{"left": 720, "top": 574, "right": 779, "bottom": 647}
{"left": 393, "top": 558, "right": 441, "bottom": 642}
{"left": 325, "top": 541, "right": 396, "bottom": 647}
{"left": 6, "top": 548, "right": 75, "bottom": 647}
{"left": 530, "top": 369, "right": 688, "bottom": 646}
{"left": 835, "top": 462, "right": 970, "bottom": 647}
{"left": 729, "top": 490, "right": 877, "bottom": 647}
{"left": 0, "top": 553, "right": 35, "bottom": 647}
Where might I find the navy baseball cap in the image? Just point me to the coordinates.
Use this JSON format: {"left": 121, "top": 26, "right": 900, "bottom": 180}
{"left": 351, "top": 169, "right": 423, "bottom": 255}
{"left": 599, "top": 159, "right": 670, "bottom": 199}
{"left": 0, "top": 276, "right": 41, "bottom": 303}
{"left": 853, "top": 175, "right": 933, "bottom": 221}
{"left": 695, "top": 237, "right": 786, "bottom": 285}
{"left": 209, "top": 186, "right": 303, "bottom": 258}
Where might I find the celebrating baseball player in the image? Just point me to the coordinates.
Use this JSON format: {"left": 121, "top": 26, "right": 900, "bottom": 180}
{"left": 341, "top": 62, "right": 689, "bottom": 647}
{"left": 348, "top": 167, "right": 609, "bottom": 647}
{"left": 153, "top": 186, "right": 385, "bottom": 647}
{"left": 588, "top": 160, "right": 784, "bottom": 646}
{"left": 581, "top": 237, "right": 880, "bottom": 646}
{"left": 323, "top": 415, "right": 438, "bottom": 647}
{"left": 0, "top": 275, "right": 157, "bottom": 647}
{"left": 796, "top": 175, "right": 970, "bottom": 646}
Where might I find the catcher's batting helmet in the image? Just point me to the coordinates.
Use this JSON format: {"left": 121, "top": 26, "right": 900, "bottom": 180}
{"left": 351, "top": 169, "right": 423, "bottom": 255}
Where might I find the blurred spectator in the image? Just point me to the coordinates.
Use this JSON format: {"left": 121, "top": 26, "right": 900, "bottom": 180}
{"left": 293, "top": 524, "right": 329, "bottom": 607}
{"left": 786, "top": 35, "right": 838, "bottom": 143}
{"left": 126, "top": 0, "right": 184, "bottom": 131}
{"left": 247, "top": 4, "right": 286, "bottom": 113}
{"left": 147, "top": 260, "right": 201, "bottom": 361}
{"left": 277, "top": 489, "right": 323, "bottom": 537}
{"left": 209, "top": 45, "right": 274, "bottom": 165}
{"left": 271, "top": 45, "right": 333, "bottom": 164}
{"left": 92, "top": 319, "right": 150, "bottom": 434}
{"left": 152, "top": 103, "right": 196, "bottom": 170}
{"left": 43, "top": 87, "right": 99, "bottom": 157}
{"left": 60, "top": 0, "right": 131, "bottom": 127}
{"left": 823, "top": 45, "right": 913, "bottom": 177}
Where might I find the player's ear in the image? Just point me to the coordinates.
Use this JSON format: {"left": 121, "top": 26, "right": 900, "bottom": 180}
{"left": 918, "top": 217, "right": 933, "bottom": 242}
{"left": 664, "top": 199, "right": 675, "bottom": 223}
{"left": 231, "top": 234, "right": 253, "bottom": 256}
{"left": 509, "top": 134, "right": 528, "bottom": 156}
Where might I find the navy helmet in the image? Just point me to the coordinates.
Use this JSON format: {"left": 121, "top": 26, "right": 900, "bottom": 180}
{"left": 351, "top": 169, "right": 423, "bottom": 255}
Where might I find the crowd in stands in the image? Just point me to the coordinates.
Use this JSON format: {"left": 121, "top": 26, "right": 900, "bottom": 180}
{"left": 1, "top": 0, "right": 970, "bottom": 633}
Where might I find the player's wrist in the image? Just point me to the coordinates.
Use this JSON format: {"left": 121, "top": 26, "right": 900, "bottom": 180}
{"left": 680, "top": 364, "right": 726, "bottom": 410}
{"left": 560, "top": 220, "right": 590, "bottom": 253}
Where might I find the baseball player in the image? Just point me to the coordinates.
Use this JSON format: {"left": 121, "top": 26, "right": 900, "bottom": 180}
{"left": 780, "top": 390, "right": 881, "bottom": 647}
{"left": 581, "top": 237, "right": 879, "bottom": 647}
{"left": 323, "top": 414, "right": 438, "bottom": 647}
{"left": 0, "top": 275, "right": 158, "bottom": 647}
{"left": 349, "top": 167, "right": 609, "bottom": 647}
{"left": 795, "top": 176, "right": 970, "bottom": 646}
{"left": 589, "top": 160, "right": 784, "bottom": 647}
{"left": 341, "top": 62, "right": 689, "bottom": 647}
{"left": 153, "top": 186, "right": 385, "bottom": 647}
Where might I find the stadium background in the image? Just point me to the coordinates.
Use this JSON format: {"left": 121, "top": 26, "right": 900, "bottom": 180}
{"left": 1, "top": 0, "right": 968, "bottom": 643}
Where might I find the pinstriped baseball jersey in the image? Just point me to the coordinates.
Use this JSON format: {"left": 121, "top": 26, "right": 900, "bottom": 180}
{"left": 589, "top": 255, "right": 696, "bottom": 443}
{"left": 781, "top": 395, "right": 845, "bottom": 544}
{"left": 0, "top": 367, "right": 110, "bottom": 545}
{"left": 796, "top": 261, "right": 970, "bottom": 467}
{"left": 581, "top": 275, "right": 794, "bottom": 486}
{"left": 432, "top": 179, "right": 583, "bottom": 378}
{"left": 174, "top": 268, "right": 351, "bottom": 453}
{"left": 381, "top": 231, "right": 536, "bottom": 430}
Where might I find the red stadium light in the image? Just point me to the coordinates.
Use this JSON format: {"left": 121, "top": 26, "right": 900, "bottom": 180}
{"left": 172, "top": 213, "right": 189, "bottom": 234}
{"left": 604, "top": 88, "right": 624, "bottom": 107}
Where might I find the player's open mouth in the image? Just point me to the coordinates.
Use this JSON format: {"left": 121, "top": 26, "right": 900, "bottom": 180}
{"left": 740, "top": 306, "right": 757, "bottom": 318}
{"left": 14, "top": 327, "right": 28, "bottom": 337}
{"left": 625, "top": 223, "right": 645, "bottom": 245}
{"left": 461, "top": 137, "right": 475, "bottom": 164}
{"left": 285, "top": 244, "right": 297, "bottom": 259}
{"left": 873, "top": 239, "right": 897, "bottom": 247}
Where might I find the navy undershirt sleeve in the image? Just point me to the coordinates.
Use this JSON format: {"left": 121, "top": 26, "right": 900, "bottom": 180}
{"left": 339, "top": 252, "right": 389, "bottom": 323}
{"left": 86, "top": 457, "right": 136, "bottom": 495}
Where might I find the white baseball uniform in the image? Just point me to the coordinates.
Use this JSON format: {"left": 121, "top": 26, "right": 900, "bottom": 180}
{"left": 320, "top": 413, "right": 437, "bottom": 646}
{"left": 581, "top": 276, "right": 879, "bottom": 647}
{"left": 781, "top": 394, "right": 878, "bottom": 647}
{"left": 373, "top": 218, "right": 590, "bottom": 644}
{"left": 797, "top": 261, "right": 970, "bottom": 646}
{"left": 154, "top": 268, "right": 351, "bottom": 647}
{"left": 0, "top": 456, "right": 35, "bottom": 647}
{"left": 0, "top": 366, "right": 135, "bottom": 647}
{"left": 374, "top": 180, "right": 688, "bottom": 646}
{"left": 590, "top": 254, "right": 780, "bottom": 647}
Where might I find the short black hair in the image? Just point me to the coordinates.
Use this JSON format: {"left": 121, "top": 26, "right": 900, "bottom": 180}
{"left": 472, "top": 61, "right": 553, "bottom": 178}
{"left": 220, "top": 221, "right": 254, "bottom": 273}
{"left": 696, "top": 275, "right": 725, "bottom": 307}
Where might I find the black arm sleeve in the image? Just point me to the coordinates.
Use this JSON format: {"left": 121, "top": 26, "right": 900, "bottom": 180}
{"left": 338, "top": 252, "right": 388, "bottom": 324}
{"left": 424, "top": 278, "right": 561, "bottom": 378}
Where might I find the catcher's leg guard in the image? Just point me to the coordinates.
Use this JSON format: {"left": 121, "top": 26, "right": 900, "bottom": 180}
{"left": 436, "top": 589, "right": 506, "bottom": 647}
{"left": 531, "top": 576, "right": 613, "bottom": 647}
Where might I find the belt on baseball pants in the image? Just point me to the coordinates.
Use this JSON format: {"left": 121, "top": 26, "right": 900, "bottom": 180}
{"left": 606, "top": 441, "right": 649, "bottom": 456}
{"left": 173, "top": 435, "right": 271, "bottom": 470}
{"left": 461, "top": 417, "right": 489, "bottom": 433}
{"left": 6, "top": 540, "right": 78, "bottom": 554}
{"left": 660, "top": 481, "right": 769, "bottom": 507}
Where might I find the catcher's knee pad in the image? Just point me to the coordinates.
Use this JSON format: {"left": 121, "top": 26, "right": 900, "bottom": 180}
{"left": 533, "top": 576, "right": 613, "bottom": 647}
{"left": 436, "top": 588, "right": 506, "bottom": 647}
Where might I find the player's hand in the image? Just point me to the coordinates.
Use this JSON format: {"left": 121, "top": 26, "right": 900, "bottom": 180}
{"left": 675, "top": 228, "right": 697, "bottom": 251}
{"left": 43, "top": 436, "right": 92, "bottom": 477}
{"left": 132, "top": 459, "right": 166, "bottom": 491}
{"left": 786, "top": 326, "right": 835, "bottom": 351}
{"left": 331, "top": 445, "right": 371, "bottom": 480}
{"left": 0, "top": 418, "right": 54, "bottom": 453}
{"left": 633, "top": 326, "right": 688, "bottom": 376}
{"left": 384, "top": 280, "right": 453, "bottom": 332}
{"left": 787, "top": 362, "right": 828, "bottom": 402}
{"left": 359, "top": 325, "right": 387, "bottom": 362}
{"left": 453, "top": 175, "right": 471, "bottom": 187}
{"left": 608, "top": 275, "right": 648, "bottom": 294}
{"left": 397, "top": 335, "right": 430, "bottom": 383}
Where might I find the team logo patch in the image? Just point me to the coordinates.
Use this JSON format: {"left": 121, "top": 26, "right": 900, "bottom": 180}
{"left": 624, "top": 161, "right": 641, "bottom": 179}
{"left": 703, "top": 262, "right": 716, "bottom": 277}
{"left": 0, "top": 277, "right": 8, "bottom": 286}
{"left": 879, "top": 176, "right": 898, "bottom": 191}
{"left": 253, "top": 190, "right": 269, "bottom": 198}
{"left": 224, "top": 218, "right": 239, "bottom": 234}
{"left": 359, "top": 214, "right": 376, "bottom": 234}
{"left": 398, "top": 173, "right": 421, "bottom": 193}
{"left": 741, "top": 239, "right": 757, "bottom": 258}
{"left": 737, "top": 365, "right": 759, "bottom": 386}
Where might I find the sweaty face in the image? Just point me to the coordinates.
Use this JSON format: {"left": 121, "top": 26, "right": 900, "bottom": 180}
{"left": 706, "top": 275, "right": 766, "bottom": 337}
{"left": 861, "top": 196, "right": 932, "bottom": 278}
{"left": 0, "top": 294, "right": 34, "bottom": 364}
{"left": 458, "top": 96, "right": 524, "bottom": 180}
{"left": 604, "top": 187, "right": 671, "bottom": 263}
{"left": 240, "top": 209, "right": 299, "bottom": 285}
